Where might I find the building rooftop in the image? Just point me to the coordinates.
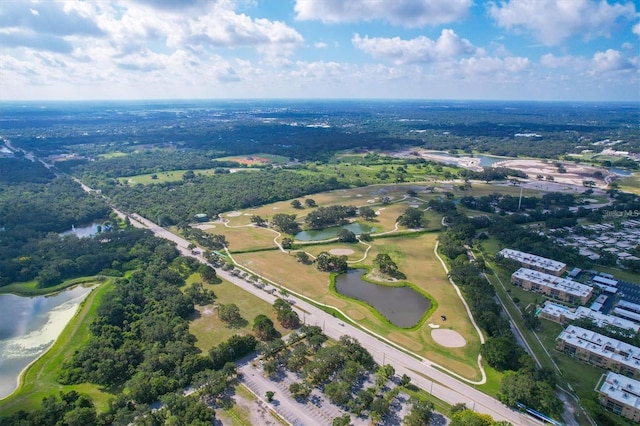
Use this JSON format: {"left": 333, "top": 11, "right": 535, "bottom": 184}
{"left": 499, "top": 248, "right": 566, "bottom": 273}
{"left": 600, "top": 372, "right": 640, "bottom": 410}
{"left": 513, "top": 268, "right": 593, "bottom": 299}
{"left": 558, "top": 325, "right": 640, "bottom": 371}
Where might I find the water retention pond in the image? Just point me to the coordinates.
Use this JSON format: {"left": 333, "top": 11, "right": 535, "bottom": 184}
{"left": 334, "top": 269, "right": 430, "bottom": 328}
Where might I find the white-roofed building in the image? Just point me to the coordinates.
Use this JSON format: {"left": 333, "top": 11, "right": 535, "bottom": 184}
{"left": 598, "top": 372, "right": 640, "bottom": 422}
{"left": 557, "top": 326, "right": 640, "bottom": 380}
{"left": 498, "top": 248, "right": 566, "bottom": 276}
{"left": 539, "top": 302, "right": 639, "bottom": 332}
{"left": 511, "top": 268, "right": 593, "bottom": 305}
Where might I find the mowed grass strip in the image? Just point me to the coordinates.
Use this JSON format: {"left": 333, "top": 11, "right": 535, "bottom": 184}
{"left": 187, "top": 274, "right": 287, "bottom": 352}
{"left": 0, "top": 280, "right": 114, "bottom": 415}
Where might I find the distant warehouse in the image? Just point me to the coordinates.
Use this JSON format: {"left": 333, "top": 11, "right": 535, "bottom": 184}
{"left": 498, "top": 248, "right": 566, "bottom": 276}
{"left": 557, "top": 325, "right": 640, "bottom": 380}
{"left": 511, "top": 268, "right": 593, "bottom": 305}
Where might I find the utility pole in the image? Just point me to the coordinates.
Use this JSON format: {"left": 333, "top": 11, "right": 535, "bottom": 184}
{"left": 517, "top": 186, "right": 523, "bottom": 210}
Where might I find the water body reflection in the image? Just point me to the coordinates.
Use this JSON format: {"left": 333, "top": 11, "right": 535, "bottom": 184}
{"left": 0, "top": 286, "right": 93, "bottom": 399}
{"left": 334, "top": 269, "right": 430, "bottom": 328}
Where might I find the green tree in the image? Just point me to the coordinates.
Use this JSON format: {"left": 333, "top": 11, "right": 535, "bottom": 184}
{"left": 218, "top": 303, "right": 244, "bottom": 327}
{"left": 403, "top": 398, "right": 433, "bottom": 426}
{"left": 265, "top": 391, "right": 275, "bottom": 402}
{"left": 337, "top": 229, "right": 357, "bottom": 242}
{"left": 398, "top": 207, "right": 425, "bottom": 228}
{"left": 358, "top": 206, "right": 376, "bottom": 220}
{"left": 253, "top": 314, "right": 278, "bottom": 341}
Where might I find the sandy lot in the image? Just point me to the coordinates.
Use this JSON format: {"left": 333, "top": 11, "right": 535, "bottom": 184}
{"left": 431, "top": 329, "right": 466, "bottom": 348}
{"left": 226, "top": 211, "right": 243, "bottom": 217}
{"left": 492, "top": 159, "right": 610, "bottom": 187}
{"left": 329, "top": 248, "right": 355, "bottom": 255}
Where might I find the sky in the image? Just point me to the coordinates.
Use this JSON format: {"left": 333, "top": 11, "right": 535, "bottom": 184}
{"left": 0, "top": 0, "right": 639, "bottom": 101}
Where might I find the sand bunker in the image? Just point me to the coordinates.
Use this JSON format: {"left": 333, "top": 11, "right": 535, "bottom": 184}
{"left": 192, "top": 224, "right": 216, "bottom": 230}
{"left": 227, "top": 211, "right": 243, "bottom": 217}
{"left": 431, "top": 329, "right": 466, "bottom": 348}
{"left": 329, "top": 248, "right": 355, "bottom": 255}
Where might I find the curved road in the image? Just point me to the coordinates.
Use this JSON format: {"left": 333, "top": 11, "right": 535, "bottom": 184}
{"left": 126, "top": 212, "right": 543, "bottom": 425}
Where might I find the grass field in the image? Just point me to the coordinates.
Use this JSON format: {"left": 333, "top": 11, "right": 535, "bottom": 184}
{"left": 618, "top": 173, "right": 640, "bottom": 195}
{"left": 0, "top": 279, "right": 114, "bottom": 415}
{"left": 118, "top": 168, "right": 257, "bottom": 185}
{"left": 187, "top": 274, "right": 287, "bottom": 352}
{"left": 234, "top": 232, "right": 484, "bottom": 381}
{"left": 214, "top": 153, "right": 290, "bottom": 165}
{"left": 205, "top": 224, "right": 280, "bottom": 252}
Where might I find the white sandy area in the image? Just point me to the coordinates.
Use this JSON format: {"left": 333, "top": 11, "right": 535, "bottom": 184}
{"left": 431, "top": 329, "right": 466, "bottom": 348}
{"left": 192, "top": 224, "right": 216, "bottom": 230}
{"left": 329, "top": 248, "right": 355, "bottom": 255}
{"left": 492, "top": 159, "right": 610, "bottom": 187}
{"left": 227, "top": 211, "right": 243, "bottom": 217}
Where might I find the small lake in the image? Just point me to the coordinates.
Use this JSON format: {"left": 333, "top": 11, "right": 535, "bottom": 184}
{"left": 334, "top": 269, "right": 430, "bottom": 328}
{"left": 295, "top": 223, "right": 377, "bottom": 241}
{"left": 59, "top": 221, "right": 108, "bottom": 238}
{"left": 0, "top": 286, "right": 94, "bottom": 399}
{"left": 608, "top": 167, "right": 633, "bottom": 177}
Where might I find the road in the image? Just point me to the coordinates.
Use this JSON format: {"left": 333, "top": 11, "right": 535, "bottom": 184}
{"left": 124, "top": 212, "right": 543, "bottom": 425}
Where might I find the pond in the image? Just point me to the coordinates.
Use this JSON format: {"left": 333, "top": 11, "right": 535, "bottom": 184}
{"left": 334, "top": 269, "right": 430, "bottom": 328}
{"left": 608, "top": 167, "right": 633, "bottom": 177}
{"left": 294, "top": 222, "right": 377, "bottom": 241}
{"left": 59, "top": 221, "right": 109, "bottom": 238}
{"left": 0, "top": 285, "right": 94, "bottom": 399}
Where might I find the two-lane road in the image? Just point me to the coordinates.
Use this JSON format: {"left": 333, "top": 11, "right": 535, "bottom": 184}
{"left": 124, "top": 213, "right": 542, "bottom": 425}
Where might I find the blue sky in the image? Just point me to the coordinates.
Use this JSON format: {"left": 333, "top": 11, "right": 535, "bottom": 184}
{"left": 0, "top": 0, "right": 638, "bottom": 101}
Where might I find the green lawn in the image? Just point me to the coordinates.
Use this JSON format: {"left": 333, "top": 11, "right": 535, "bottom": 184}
{"left": 0, "top": 279, "right": 115, "bottom": 415}
{"left": 187, "top": 274, "right": 288, "bottom": 352}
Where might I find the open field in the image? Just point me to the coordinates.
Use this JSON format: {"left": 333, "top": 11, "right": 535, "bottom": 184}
{"left": 220, "top": 183, "right": 445, "bottom": 232}
{"left": 205, "top": 224, "right": 280, "bottom": 252}
{"left": 214, "top": 153, "right": 290, "bottom": 165}
{"left": 187, "top": 274, "right": 287, "bottom": 352}
{"left": 118, "top": 167, "right": 257, "bottom": 185}
{"left": 619, "top": 172, "right": 640, "bottom": 195}
{"left": 0, "top": 280, "right": 114, "bottom": 415}
{"left": 234, "top": 232, "right": 484, "bottom": 381}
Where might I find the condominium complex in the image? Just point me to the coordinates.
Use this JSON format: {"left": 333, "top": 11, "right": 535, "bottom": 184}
{"left": 538, "top": 302, "right": 640, "bottom": 333}
{"left": 598, "top": 372, "right": 640, "bottom": 422}
{"left": 498, "top": 248, "right": 567, "bottom": 276}
{"left": 557, "top": 325, "right": 640, "bottom": 380}
{"left": 511, "top": 268, "right": 593, "bottom": 305}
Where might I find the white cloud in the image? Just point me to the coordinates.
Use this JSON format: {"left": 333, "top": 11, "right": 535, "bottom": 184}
{"left": 295, "top": 0, "right": 472, "bottom": 27}
{"left": 352, "top": 29, "right": 475, "bottom": 65}
{"left": 489, "top": 0, "right": 637, "bottom": 45}
{"left": 459, "top": 55, "right": 530, "bottom": 76}
{"left": 314, "top": 41, "right": 328, "bottom": 49}
{"left": 591, "top": 48, "right": 636, "bottom": 72}
{"left": 633, "top": 22, "right": 640, "bottom": 36}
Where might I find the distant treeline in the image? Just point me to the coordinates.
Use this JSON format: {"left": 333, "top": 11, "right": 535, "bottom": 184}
{"left": 103, "top": 169, "right": 347, "bottom": 225}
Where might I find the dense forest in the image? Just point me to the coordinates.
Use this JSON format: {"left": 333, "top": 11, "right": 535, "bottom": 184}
{"left": 3, "top": 100, "right": 638, "bottom": 163}
{"left": 102, "top": 169, "right": 347, "bottom": 225}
